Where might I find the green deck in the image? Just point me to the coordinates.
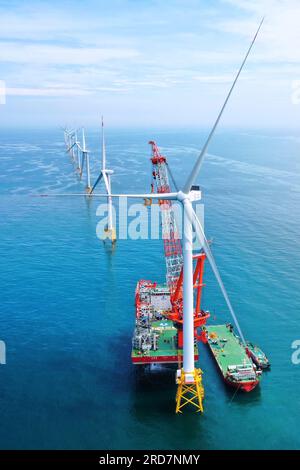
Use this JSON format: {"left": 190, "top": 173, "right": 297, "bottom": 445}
{"left": 132, "top": 319, "right": 198, "bottom": 362}
{"left": 151, "top": 320, "right": 178, "bottom": 356}
{"left": 206, "top": 325, "right": 252, "bottom": 374}
{"left": 132, "top": 320, "right": 182, "bottom": 359}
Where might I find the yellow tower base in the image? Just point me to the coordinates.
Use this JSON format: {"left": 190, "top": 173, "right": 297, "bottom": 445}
{"left": 175, "top": 369, "right": 204, "bottom": 413}
{"left": 104, "top": 227, "right": 117, "bottom": 243}
{"left": 85, "top": 186, "right": 92, "bottom": 194}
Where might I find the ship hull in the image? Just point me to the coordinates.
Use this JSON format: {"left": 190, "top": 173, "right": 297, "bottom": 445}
{"left": 207, "top": 344, "right": 259, "bottom": 392}
{"left": 247, "top": 349, "right": 270, "bottom": 370}
{"left": 132, "top": 354, "right": 199, "bottom": 365}
{"left": 205, "top": 324, "right": 260, "bottom": 393}
{"left": 224, "top": 376, "right": 259, "bottom": 392}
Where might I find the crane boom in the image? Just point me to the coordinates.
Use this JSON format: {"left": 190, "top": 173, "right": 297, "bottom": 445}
{"left": 148, "top": 141, "right": 183, "bottom": 294}
{"left": 148, "top": 141, "right": 210, "bottom": 337}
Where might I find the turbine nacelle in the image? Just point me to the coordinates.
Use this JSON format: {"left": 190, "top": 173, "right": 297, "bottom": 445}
{"left": 189, "top": 185, "right": 202, "bottom": 202}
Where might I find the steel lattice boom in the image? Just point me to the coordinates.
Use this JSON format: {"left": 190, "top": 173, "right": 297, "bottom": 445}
{"left": 149, "top": 141, "right": 183, "bottom": 294}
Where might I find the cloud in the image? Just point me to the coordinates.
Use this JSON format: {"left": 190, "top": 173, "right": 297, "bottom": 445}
{"left": 0, "top": 4, "right": 137, "bottom": 43}
{"left": 0, "top": 80, "right": 5, "bottom": 104}
{"left": 0, "top": 0, "right": 299, "bottom": 127}
{"left": 6, "top": 87, "right": 93, "bottom": 97}
{"left": 192, "top": 74, "right": 247, "bottom": 84}
{"left": 0, "top": 43, "right": 139, "bottom": 66}
{"left": 218, "top": 0, "right": 300, "bottom": 63}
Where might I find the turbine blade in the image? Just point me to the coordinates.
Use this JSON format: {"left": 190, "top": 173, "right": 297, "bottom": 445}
{"left": 101, "top": 116, "right": 106, "bottom": 171}
{"left": 82, "top": 128, "right": 86, "bottom": 152}
{"left": 35, "top": 192, "right": 178, "bottom": 200}
{"left": 66, "top": 142, "right": 76, "bottom": 153}
{"left": 166, "top": 162, "right": 179, "bottom": 192}
{"left": 102, "top": 172, "right": 110, "bottom": 194}
{"left": 183, "top": 17, "right": 264, "bottom": 194}
{"left": 90, "top": 173, "right": 103, "bottom": 194}
{"left": 188, "top": 204, "right": 246, "bottom": 344}
{"left": 108, "top": 192, "right": 178, "bottom": 200}
{"left": 80, "top": 152, "right": 85, "bottom": 179}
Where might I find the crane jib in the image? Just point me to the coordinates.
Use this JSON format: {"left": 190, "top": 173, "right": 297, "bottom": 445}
{"left": 149, "top": 141, "right": 183, "bottom": 294}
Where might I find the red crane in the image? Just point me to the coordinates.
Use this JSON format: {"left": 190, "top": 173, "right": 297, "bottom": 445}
{"left": 148, "top": 141, "right": 210, "bottom": 346}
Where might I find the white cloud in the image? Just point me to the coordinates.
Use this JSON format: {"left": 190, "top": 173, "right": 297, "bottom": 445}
{"left": 1, "top": 0, "right": 299, "bottom": 127}
{"left": 0, "top": 4, "right": 137, "bottom": 44}
{"left": 0, "top": 43, "right": 139, "bottom": 66}
{"left": 192, "top": 74, "right": 242, "bottom": 83}
{"left": 0, "top": 80, "right": 5, "bottom": 104}
{"left": 6, "top": 87, "right": 93, "bottom": 97}
{"left": 218, "top": 0, "right": 300, "bottom": 63}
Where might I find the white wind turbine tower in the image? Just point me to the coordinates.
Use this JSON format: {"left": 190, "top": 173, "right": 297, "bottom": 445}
{"left": 89, "top": 117, "right": 116, "bottom": 243}
{"left": 46, "top": 18, "right": 263, "bottom": 411}
{"left": 74, "top": 130, "right": 82, "bottom": 174}
{"left": 80, "top": 128, "right": 92, "bottom": 193}
{"left": 64, "top": 129, "right": 73, "bottom": 158}
{"left": 64, "top": 127, "right": 91, "bottom": 191}
{"left": 64, "top": 129, "right": 77, "bottom": 162}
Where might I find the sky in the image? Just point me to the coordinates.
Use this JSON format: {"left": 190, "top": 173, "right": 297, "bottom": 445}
{"left": 0, "top": 0, "right": 300, "bottom": 128}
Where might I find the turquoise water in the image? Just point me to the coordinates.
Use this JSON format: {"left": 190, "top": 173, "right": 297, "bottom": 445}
{"left": 0, "top": 127, "right": 300, "bottom": 449}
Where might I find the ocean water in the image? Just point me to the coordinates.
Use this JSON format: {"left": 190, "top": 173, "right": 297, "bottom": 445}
{"left": 0, "top": 127, "right": 300, "bottom": 450}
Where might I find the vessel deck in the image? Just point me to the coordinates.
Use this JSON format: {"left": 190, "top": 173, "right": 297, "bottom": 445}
{"left": 206, "top": 324, "right": 252, "bottom": 374}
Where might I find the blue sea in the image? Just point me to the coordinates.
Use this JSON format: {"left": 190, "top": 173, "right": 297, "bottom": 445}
{"left": 0, "top": 127, "right": 300, "bottom": 449}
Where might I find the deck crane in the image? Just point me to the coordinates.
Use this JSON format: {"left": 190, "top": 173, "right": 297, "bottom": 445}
{"left": 148, "top": 140, "right": 183, "bottom": 292}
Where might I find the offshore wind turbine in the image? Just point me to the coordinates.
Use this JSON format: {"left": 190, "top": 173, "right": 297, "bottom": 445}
{"left": 45, "top": 18, "right": 263, "bottom": 411}
{"left": 80, "top": 128, "right": 92, "bottom": 193}
{"left": 63, "top": 128, "right": 68, "bottom": 148}
{"left": 89, "top": 117, "right": 116, "bottom": 243}
{"left": 64, "top": 127, "right": 89, "bottom": 187}
{"left": 64, "top": 129, "right": 77, "bottom": 161}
